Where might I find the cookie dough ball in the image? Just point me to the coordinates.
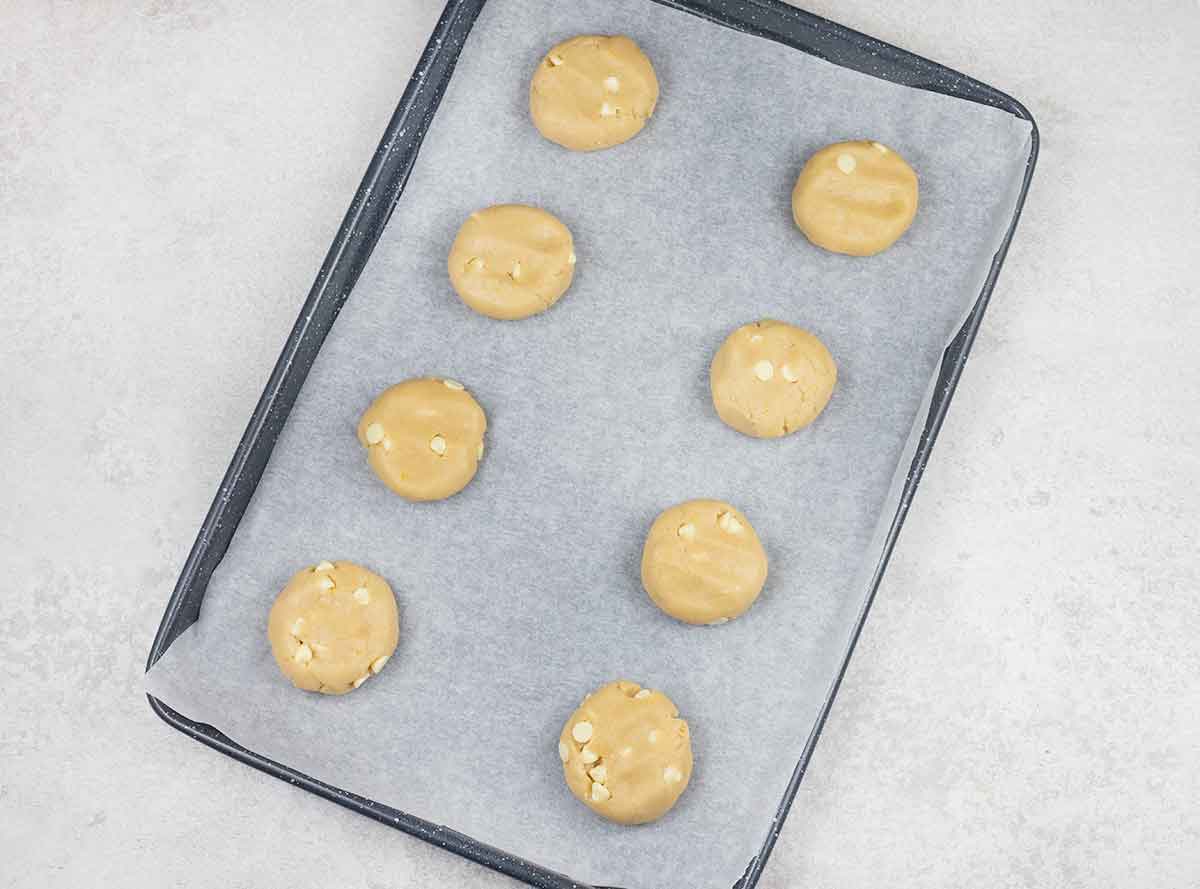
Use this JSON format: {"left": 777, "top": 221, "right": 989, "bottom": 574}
{"left": 641, "top": 499, "right": 768, "bottom": 625}
{"left": 448, "top": 204, "right": 575, "bottom": 320}
{"left": 268, "top": 560, "right": 399, "bottom": 695}
{"left": 791, "top": 140, "right": 919, "bottom": 256}
{"left": 530, "top": 35, "right": 659, "bottom": 152}
{"left": 558, "top": 680, "right": 692, "bottom": 825}
{"left": 357, "top": 377, "right": 486, "bottom": 501}
{"left": 710, "top": 319, "right": 837, "bottom": 438}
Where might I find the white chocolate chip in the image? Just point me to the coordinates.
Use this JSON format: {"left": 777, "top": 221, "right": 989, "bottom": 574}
{"left": 353, "top": 586, "right": 370, "bottom": 605}
{"left": 591, "top": 782, "right": 611, "bottom": 803}
{"left": 381, "top": 439, "right": 392, "bottom": 452}
{"left": 365, "top": 423, "right": 385, "bottom": 445}
{"left": 558, "top": 741, "right": 569, "bottom": 763}
{"left": 663, "top": 765, "right": 683, "bottom": 784}
{"left": 547, "top": 53, "right": 563, "bottom": 66}
{"left": 429, "top": 435, "right": 447, "bottom": 455}
{"left": 572, "top": 721, "right": 594, "bottom": 743}
{"left": 708, "top": 617, "right": 730, "bottom": 626}
{"left": 318, "top": 576, "right": 335, "bottom": 591}
{"left": 293, "top": 643, "right": 313, "bottom": 665}
{"left": 603, "top": 76, "right": 620, "bottom": 93}
{"left": 581, "top": 747, "right": 599, "bottom": 765}
{"left": 314, "top": 560, "right": 334, "bottom": 572}
{"left": 568, "top": 251, "right": 577, "bottom": 265}
{"left": 781, "top": 364, "right": 800, "bottom": 383}
{"left": 443, "top": 379, "right": 464, "bottom": 391}
{"left": 600, "top": 102, "right": 616, "bottom": 117}
{"left": 872, "top": 141, "right": 889, "bottom": 153}
{"left": 634, "top": 689, "right": 652, "bottom": 700}
{"left": 621, "top": 746, "right": 634, "bottom": 757}
{"left": 353, "top": 674, "right": 370, "bottom": 689}
{"left": 677, "top": 522, "right": 696, "bottom": 540}
{"left": 718, "top": 511, "right": 744, "bottom": 534}
{"left": 648, "top": 730, "right": 660, "bottom": 744}
{"left": 290, "top": 618, "right": 305, "bottom": 636}
{"left": 370, "top": 655, "right": 389, "bottom": 674}
{"left": 466, "top": 256, "right": 485, "bottom": 272}
{"left": 753, "top": 360, "right": 774, "bottom": 381}
{"left": 837, "top": 152, "right": 857, "bottom": 174}
{"left": 588, "top": 764, "right": 608, "bottom": 784}
{"left": 749, "top": 334, "right": 763, "bottom": 343}
{"left": 509, "top": 260, "right": 522, "bottom": 280}
{"left": 476, "top": 442, "right": 484, "bottom": 460}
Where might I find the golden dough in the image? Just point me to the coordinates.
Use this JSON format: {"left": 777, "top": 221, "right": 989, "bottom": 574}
{"left": 530, "top": 35, "right": 659, "bottom": 152}
{"left": 357, "top": 377, "right": 487, "bottom": 501}
{"left": 267, "top": 560, "right": 399, "bottom": 695}
{"left": 558, "top": 680, "right": 692, "bottom": 825}
{"left": 448, "top": 204, "right": 576, "bottom": 320}
{"left": 710, "top": 319, "right": 837, "bottom": 439}
{"left": 791, "top": 140, "right": 919, "bottom": 256}
{"left": 641, "top": 499, "right": 768, "bottom": 625}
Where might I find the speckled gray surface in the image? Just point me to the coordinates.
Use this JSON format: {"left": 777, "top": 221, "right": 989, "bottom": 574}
{"left": 2, "top": 2, "right": 1198, "bottom": 888}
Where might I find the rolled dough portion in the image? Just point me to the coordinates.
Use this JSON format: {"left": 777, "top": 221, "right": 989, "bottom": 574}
{"left": 267, "top": 560, "right": 400, "bottom": 695}
{"left": 641, "top": 499, "right": 768, "bottom": 625}
{"left": 558, "top": 680, "right": 693, "bottom": 825}
{"left": 530, "top": 34, "right": 659, "bottom": 152}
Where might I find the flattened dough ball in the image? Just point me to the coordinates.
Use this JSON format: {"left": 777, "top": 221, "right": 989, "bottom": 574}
{"left": 642, "top": 499, "right": 768, "bottom": 625}
{"left": 448, "top": 204, "right": 576, "bottom": 320}
{"left": 268, "top": 560, "right": 399, "bottom": 695}
{"left": 792, "top": 140, "right": 919, "bottom": 256}
{"left": 558, "top": 680, "right": 692, "bottom": 825}
{"left": 710, "top": 319, "right": 837, "bottom": 439}
{"left": 530, "top": 35, "right": 659, "bottom": 152}
{"left": 358, "top": 377, "right": 487, "bottom": 501}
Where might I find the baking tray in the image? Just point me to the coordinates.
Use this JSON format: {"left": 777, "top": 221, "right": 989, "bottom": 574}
{"left": 145, "top": 1, "right": 1038, "bottom": 886}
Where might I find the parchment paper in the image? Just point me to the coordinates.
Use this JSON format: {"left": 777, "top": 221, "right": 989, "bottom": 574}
{"left": 145, "top": 1, "right": 1032, "bottom": 886}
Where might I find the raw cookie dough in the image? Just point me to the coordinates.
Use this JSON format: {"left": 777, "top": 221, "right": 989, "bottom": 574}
{"left": 267, "top": 560, "right": 400, "bottom": 695}
{"left": 710, "top": 319, "right": 837, "bottom": 439}
{"left": 357, "top": 377, "right": 487, "bottom": 501}
{"left": 529, "top": 35, "right": 659, "bottom": 152}
{"left": 641, "top": 499, "right": 768, "bottom": 625}
{"left": 791, "top": 140, "right": 919, "bottom": 256}
{"left": 558, "top": 680, "right": 692, "bottom": 825}
{"left": 448, "top": 204, "right": 576, "bottom": 320}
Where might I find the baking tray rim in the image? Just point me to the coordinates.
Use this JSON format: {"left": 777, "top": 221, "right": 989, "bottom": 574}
{"left": 145, "top": 1, "right": 1040, "bottom": 887}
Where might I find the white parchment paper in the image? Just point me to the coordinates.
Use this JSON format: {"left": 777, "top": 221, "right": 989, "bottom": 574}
{"left": 146, "top": 1, "right": 1032, "bottom": 886}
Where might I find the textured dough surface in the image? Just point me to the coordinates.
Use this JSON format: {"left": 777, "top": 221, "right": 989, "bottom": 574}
{"left": 267, "top": 560, "right": 400, "bottom": 695}
{"left": 641, "top": 499, "right": 768, "bottom": 625}
{"left": 530, "top": 34, "right": 659, "bottom": 152}
{"left": 710, "top": 319, "right": 837, "bottom": 439}
{"left": 558, "top": 680, "right": 692, "bottom": 825}
{"left": 357, "top": 377, "right": 487, "bottom": 501}
{"left": 448, "top": 204, "right": 575, "bottom": 320}
{"left": 791, "top": 140, "right": 919, "bottom": 256}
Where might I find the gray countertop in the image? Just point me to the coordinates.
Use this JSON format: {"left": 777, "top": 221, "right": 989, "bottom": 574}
{"left": 2, "top": 2, "right": 1197, "bottom": 887}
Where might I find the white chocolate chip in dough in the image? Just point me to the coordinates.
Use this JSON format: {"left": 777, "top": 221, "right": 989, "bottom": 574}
{"left": 663, "top": 765, "right": 683, "bottom": 784}
{"left": 634, "top": 689, "right": 652, "bottom": 700}
{"left": 547, "top": 53, "right": 563, "bottom": 66}
{"left": 600, "top": 101, "right": 616, "bottom": 118}
{"left": 365, "top": 423, "right": 385, "bottom": 445}
{"left": 708, "top": 617, "right": 730, "bottom": 626}
{"left": 588, "top": 764, "right": 608, "bottom": 784}
{"left": 293, "top": 643, "right": 313, "bottom": 665}
{"left": 442, "top": 379, "right": 465, "bottom": 391}
{"left": 353, "top": 586, "right": 370, "bottom": 605}
{"left": 476, "top": 442, "right": 484, "bottom": 460}
{"left": 872, "top": 141, "right": 889, "bottom": 153}
{"left": 677, "top": 522, "right": 696, "bottom": 540}
{"left": 568, "top": 251, "right": 577, "bottom": 265}
{"left": 429, "top": 435, "right": 447, "bottom": 455}
{"left": 648, "top": 729, "right": 660, "bottom": 744}
{"left": 353, "top": 674, "right": 370, "bottom": 689}
{"left": 591, "top": 782, "right": 612, "bottom": 802}
{"left": 837, "top": 152, "right": 857, "bottom": 174}
{"left": 370, "top": 655, "right": 389, "bottom": 674}
{"left": 753, "top": 360, "right": 774, "bottom": 381}
{"left": 290, "top": 618, "right": 305, "bottom": 636}
{"left": 558, "top": 741, "right": 569, "bottom": 763}
{"left": 318, "top": 576, "right": 335, "bottom": 591}
{"left": 718, "top": 511, "right": 744, "bottom": 534}
{"left": 781, "top": 364, "right": 800, "bottom": 383}
{"left": 604, "top": 76, "right": 620, "bottom": 92}
{"left": 749, "top": 334, "right": 763, "bottom": 343}
{"left": 314, "top": 560, "right": 334, "bottom": 572}
{"left": 572, "top": 721, "right": 594, "bottom": 743}
{"left": 581, "top": 747, "right": 599, "bottom": 765}
{"left": 509, "top": 260, "right": 522, "bottom": 280}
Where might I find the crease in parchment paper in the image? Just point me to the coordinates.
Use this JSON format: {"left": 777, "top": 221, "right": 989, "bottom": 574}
{"left": 145, "top": 1, "right": 1033, "bottom": 887}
